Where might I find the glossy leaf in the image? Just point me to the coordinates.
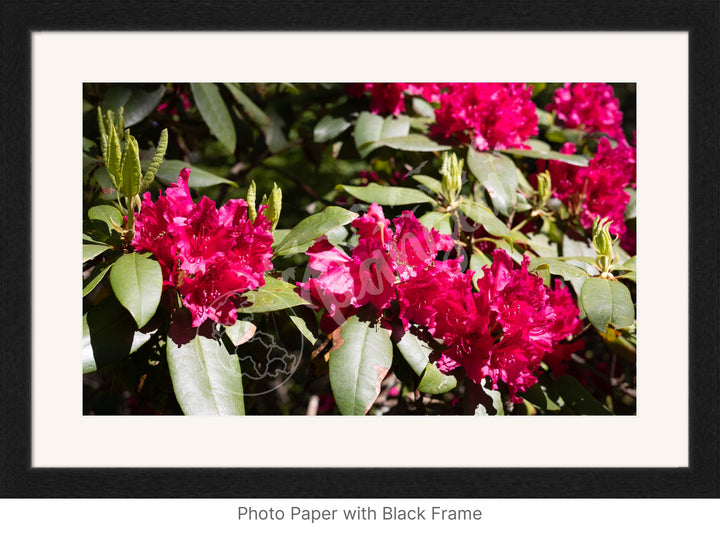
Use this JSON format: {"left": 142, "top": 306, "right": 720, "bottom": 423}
{"left": 469, "top": 251, "right": 491, "bottom": 284}
{"left": 264, "top": 107, "right": 288, "bottom": 153}
{"left": 289, "top": 315, "right": 317, "bottom": 345}
{"left": 191, "top": 82, "right": 237, "bottom": 153}
{"left": 166, "top": 334, "right": 245, "bottom": 415}
{"left": 83, "top": 262, "right": 114, "bottom": 297}
{"left": 411, "top": 174, "right": 443, "bottom": 196}
{"left": 379, "top": 134, "right": 451, "bottom": 152}
{"left": 418, "top": 363, "right": 458, "bottom": 394}
{"left": 274, "top": 206, "right": 358, "bottom": 256}
{"left": 122, "top": 85, "right": 166, "bottom": 127}
{"left": 338, "top": 184, "right": 437, "bottom": 207}
{"left": 580, "top": 277, "right": 635, "bottom": 333}
{"left": 467, "top": 148, "right": 519, "bottom": 216}
{"left": 458, "top": 199, "right": 525, "bottom": 242}
{"left": 395, "top": 331, "right": 432, "bottom": 376}
{"left": 82, "top": 296, "right": 136, "bottom": 373}
{"left": 223, "top": 83, "right": 271, "bottom": 128}
{"left": 528, "top": 257, "right": 590, "bottom": 281}
{"left": 83, "top": 244, "right": 111, "bottom": 263}
{"left": 503, "top": 146, "right": 589, "bottom": 167}
{"left": 328, "top": 316, "right": 393, "bottom": 415}
{"left": 418, "top": 211, "right": 452, "bottom": 235}
{"left": 153, "top": 159, "right": 237, "bottom": 188}
{"left": 88, "top": 204, "right": 123, "bottom": 232}
{"left": 241, "top": 275, "right": 310, "bottom": 313}
{"left": 354, "top": 112, "right": 410, "bottom": 157}
{"left": 314, "top": 115, "right": 351, "bottom": 143}
{"left": 109, "top": 252, "right": 163, "bottom": 329}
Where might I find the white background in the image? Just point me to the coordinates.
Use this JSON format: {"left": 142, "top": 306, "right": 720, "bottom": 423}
{"left": 32, "top": 33, "right": 688, "bottom": 468}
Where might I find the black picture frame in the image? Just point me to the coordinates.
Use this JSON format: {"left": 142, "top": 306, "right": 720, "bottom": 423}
{"left": 1, "top": 0, "right": 718, "bottom": 498}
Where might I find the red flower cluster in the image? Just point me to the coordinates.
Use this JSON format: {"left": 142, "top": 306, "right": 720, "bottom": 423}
{"left": 430, "top": 83, "right": 538, "bottom": 151}
{"left": 300, "top": 204, "right": 583, "bottom": 401}
{"left": 347, "top": 83, "right": 538, "bottom": 151}
{"left": 546, "top": 83, "right": 625, "bottom": 141}
{"left": 132, "top": 169, "right": 274, "bottom": 327}
{"left": 537, "top": 138, "right": 636, "bottom": 238}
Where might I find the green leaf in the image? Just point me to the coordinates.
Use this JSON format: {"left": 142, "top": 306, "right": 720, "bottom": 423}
{"left": 83, "top": 243, "right": 111, "bottom": 263}
{"left": 555, "top": 375, "right": 613, "bottom": 415}
{"left": 274, "top": 206, "right": 358, "bottom": 256}
{"left": 458, "top": 199, "right": 525, "bottom": 242}
{"left": 105, "top": 122, "right": 123, "bottom": 190}
{"left": 379, "top": 134, "right": 452, "bottom": 153}
{"left": 395, "top": 331, "right": 432, "bottom": 376}
{"left": 520, "top": 382, "right": 562, "bottom": 412}
{"left": 467, "top": 148, "right": 520, "bottom": 216}
{"left": 469, "top": 251, "right": 491, "bottom": 284}
{"left": 241, "top": 275, "right": 310, "bottom": 313}
{"left": 102, "top": 86, "right": 132, "bottom": 114}
{"left": 83, "top": 262, "right": 114, "bottom": 297}
{"left": 289, "top": 315, "right": 317, "bottom": 345}
{"left": 354, "top": 112, "right": 410, "bottom": 157}
{"left": 264, "top": 107, "right": 288, "bottom": 153}
{"left": 222, "top": 83, "right": 271, "bottom": 128}
{"left": 418, "top": 211, "right": 452, "bottom": 235}
{"left": 464, "top": 380, "right": 504, "bottom": 415}
{"left": 411, "top": 174, "right": 443, "bottom": 196}
{"left": 225, "top": 320, "right": 257, "bottom": 346}
{"left": 88, "top": 204, "right": 123, "bottom": 232}
{"left": 412, "top": 97, "right": 436, "bottom": 118}
{"left": 328, "top": 316, "right": 393, "bottom": 415}
{"left": 338, "top": 184, "right": 437, "bottom": 207}
{"left": 82, "top": 296, "right": 137, "bottom": 373}
{"left": 191, "top": 82, "right": 237, "bottom": 153}
{"left": 418, "top": 363, "right": 458, "bottom": 394}
{"left": 621, "top": 256, "right": 637, "bottom": 272}
{"left": 314, "top": 115, "right": 351, "bottom": 143}
{"left": 503, "top": 145, "right": 589, "bottom": 167}
{"left": 166, "top": 334, "right": 245, "bottom": 415}
{"left": 109, "top": 252, "right": 163, "bottom": 329}
{"left": 122, "top": 85, "right": 166, "bottom": 127}
{"left": 580, "top": 277, "right": 635, "bottom": 333}
{"left": 528, "top": 258, "right": 590, "bottom": 281}
{"left": 153, "top": 159, "right": 238, "bottom": 188}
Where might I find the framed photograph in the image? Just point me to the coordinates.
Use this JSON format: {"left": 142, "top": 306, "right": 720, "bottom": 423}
{"left": 1, "top": 1, "right": 718, "bottom": 499}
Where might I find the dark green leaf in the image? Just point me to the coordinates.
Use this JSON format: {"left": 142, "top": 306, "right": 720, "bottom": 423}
{"left": 314, "top": 115, "right": 351, "bottom": 143}
{"left": 328, "top": 316, "right": 393, "bottom": 415}
{"left": 153, "top": 159, "right": 238, "bottom": 188}
{"left": 102, "top": 86, "right": 132, "bottom": 115}
{"left": 555, "top": 375, "right": 613, "bottom": 415}
{"left": 354, "top": 112, "right": 410, "bottom": 157}
{"left": 190, "top": 82, "right": 237, "bottom": 153}
{"left": 83, "top": 262, "right": 114, "bottom": 297}
{"left": 122, "top": 85, "right": 166, "bottom": 127}
{"left": 166, "top": 334, "right": 245, "bottom": 415}
{"left": 338, "top": 184, "right": 437, "bottom": 207}
{"left": 274, "top": 206, "right": 358, "bottom": 256}
{"left": 222, "top": 83, "right": 271, "bottom": 128}
{"left": 580, "top": 277, "right": 635, "bottom": 333}
{"left": 82, "top": 296, "right": 137, "bottom": 373}
{"left": 109, "top": 252, "right": 163, "bottom": 329}
{"left": 264, "top": 107, "right": 287, "bottom": 153}
{"left": 467, "top": 148, "right": 520, "bottom": 216}
{"left": 241, "top": 275, "right": 310, "bottom": 313}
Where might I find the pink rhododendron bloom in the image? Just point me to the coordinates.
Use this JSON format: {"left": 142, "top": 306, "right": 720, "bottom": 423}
{"left": 132, "top": 168, "right": 274, "bottom": 327}
{"left": 298, "top": 203, "right": 457, "bottom": 332}
{"left": 536, "top": 138, "right": 636, "bottom": 238}
{"left": 347, "top": 83, "right": 446, "bottom": 116}
{"left": 430, "top": 83, "right": 538, "bottom": 151}
{"left": 546, "top": 83, "right": 625, "bottom": 141}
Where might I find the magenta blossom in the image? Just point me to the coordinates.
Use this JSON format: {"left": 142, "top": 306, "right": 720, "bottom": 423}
{"left": 132, "top": 168, "right": 274, "bottom": 327}
{"left": 430, "top": 83, "right": 538, "bottom": 151}
{"left": 546, "top": 83, "right": 625, "bottom": 141}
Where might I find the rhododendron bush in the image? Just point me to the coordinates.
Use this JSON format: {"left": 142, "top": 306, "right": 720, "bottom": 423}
{"left": 83, "top": 82, "right": 636, "bottom": 416}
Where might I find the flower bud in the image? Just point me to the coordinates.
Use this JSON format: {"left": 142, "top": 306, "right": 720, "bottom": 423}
{"left": 592, "top": 216, "right": 614, "bottom": 274}
{"left": 536, "top": 170, "right": 552, "bottom": 207}
{"left": 266, "top": 182, "right": 282, "bottom": 231}
{"left": 440, "top": 152, "right": 463, "bottom": 202}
